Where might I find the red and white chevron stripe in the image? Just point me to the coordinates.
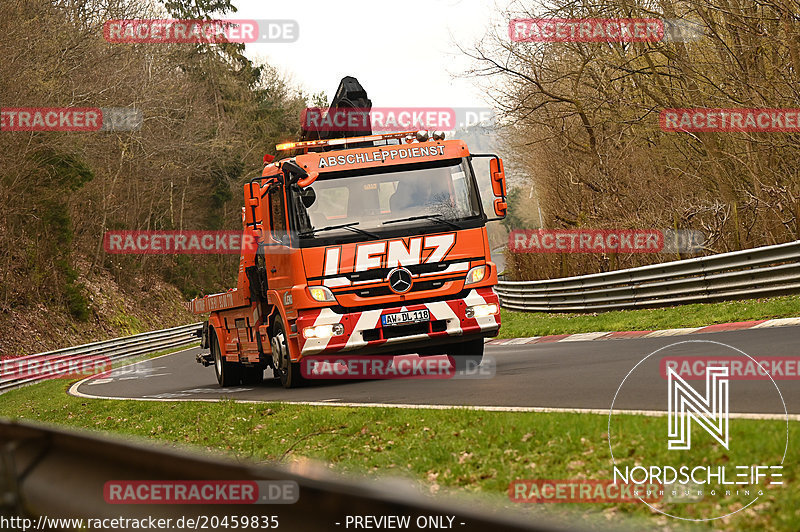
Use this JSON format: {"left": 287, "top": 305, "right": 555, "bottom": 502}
{"left": 297, "top": 288, "right": 499, "bottom": 356}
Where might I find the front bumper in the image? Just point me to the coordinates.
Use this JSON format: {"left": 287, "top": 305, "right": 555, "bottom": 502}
{"left": 296, "top": 287, "right": 500, "bottom": 357}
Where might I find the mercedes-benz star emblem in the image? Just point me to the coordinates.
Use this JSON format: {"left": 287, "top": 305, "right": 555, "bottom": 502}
{"left": 387, "top": 267, "right": 413, "bottom": 294}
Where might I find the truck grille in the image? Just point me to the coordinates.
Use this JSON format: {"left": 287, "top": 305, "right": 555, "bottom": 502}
{"left": 350, "top": 279, "right": 451, "bottom": 298}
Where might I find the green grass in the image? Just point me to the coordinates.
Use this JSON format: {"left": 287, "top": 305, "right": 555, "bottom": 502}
{"left": 0, "top": 380, "right": 797, "bottom": 530}
{"left": 498, "top": 295, "right": 800, "bottom": 338}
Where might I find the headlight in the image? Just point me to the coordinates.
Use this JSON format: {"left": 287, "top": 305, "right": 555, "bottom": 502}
{"left": 303, "top": 323, "right": 344, "bottom": 339}
{"left": 464, "top": 265, "right": 487, "bottom": 286}
{"left": 308, "top": 286, "right": 336, "bottom": 302}
{"left": 465, "top": 303, "right": 498, "bottom": 319}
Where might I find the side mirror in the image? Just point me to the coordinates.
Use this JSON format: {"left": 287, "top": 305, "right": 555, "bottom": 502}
{"left": 245, "top": 191, "right": 260, "bottom": 209}
{"left": 470, "top": 153, "right": 507, "bottom": 220}
{"left": 490, "top": 157, "right": 506, "bottom": 198}
{"left": 244, "top": 186, "right": 261, "bottom": 226}
{"left": 300, "top": 187, "right": 316, "bottom": 208}
{"left": 281, "top": 160, "right": 319, "bottom": 188}
{"left": 493, "top": 199, "right": 507, "bottom": 217}
{"left": 297, "top": 171, "right": 319, "bottom": 188}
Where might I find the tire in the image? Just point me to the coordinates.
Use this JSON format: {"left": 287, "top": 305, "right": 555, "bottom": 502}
{"left": 242, "top": 366, "right": 264, "bottom": 385}
{"left": 213, "top": 329, "right": 243, "bottom": 387}
{"left": 270, "top": 319, "right": 306, "bottom": 389}
{"left": 447, "top": 338, "right": 484, "bottom": 373}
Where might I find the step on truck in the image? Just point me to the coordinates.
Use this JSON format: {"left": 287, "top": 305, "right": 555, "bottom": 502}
{"left": 190, "top": 79, "right": 508, "bottom": 388}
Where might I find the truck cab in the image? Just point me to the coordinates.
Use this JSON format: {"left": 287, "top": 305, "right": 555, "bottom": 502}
{"left": 191, "top": 130, "right": 507, "bottom": 388}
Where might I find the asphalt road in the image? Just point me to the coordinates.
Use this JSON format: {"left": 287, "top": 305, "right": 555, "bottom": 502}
{"left": 71, "top": 326, "right": 800, "bottom": 417}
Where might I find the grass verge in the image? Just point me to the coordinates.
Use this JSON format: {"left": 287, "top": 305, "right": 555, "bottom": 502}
{"left": 0, "top": 379, "right": 796, "bottom": 531}
{"left": 498, "top": 295, "right": 800, "bottom": 338}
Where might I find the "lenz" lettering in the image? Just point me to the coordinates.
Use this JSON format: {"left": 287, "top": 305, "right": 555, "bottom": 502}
{"left": 322, "top": 234, "right": 455, "bottom": 284}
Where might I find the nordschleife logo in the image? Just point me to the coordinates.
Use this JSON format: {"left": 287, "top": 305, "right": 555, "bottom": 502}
{"left": 607, "top": 340, "right": 788, "bottom": 522}
{"left": 667, "top": 365, "right": 729, "bottom": 450}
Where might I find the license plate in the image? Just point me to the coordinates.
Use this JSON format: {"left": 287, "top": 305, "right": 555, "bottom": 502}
{"left": 381, "top": 309, "right": 430, "bottom": 327}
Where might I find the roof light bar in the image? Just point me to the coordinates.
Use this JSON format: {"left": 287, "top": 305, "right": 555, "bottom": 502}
{"left": 276, "top": 131, "right": 419, "bottom": 152}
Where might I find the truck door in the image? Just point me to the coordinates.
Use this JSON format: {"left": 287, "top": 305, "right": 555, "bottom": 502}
{"left": 265, "top": 183, "right": 293, "bottom": 292}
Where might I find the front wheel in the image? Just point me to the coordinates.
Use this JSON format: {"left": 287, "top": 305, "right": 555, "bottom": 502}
{"left": 213, "top": 329, "right": 243, "bottom": 387}
{"left": 447, "top": 338, "right": 484, "bottom": 372}
{"left": 270, "top": 320, "right": 306, "bottom": 389}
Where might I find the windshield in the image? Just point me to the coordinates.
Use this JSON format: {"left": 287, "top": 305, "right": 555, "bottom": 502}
{"left": 292, "top": 158, "right": 483, "bottom": 240}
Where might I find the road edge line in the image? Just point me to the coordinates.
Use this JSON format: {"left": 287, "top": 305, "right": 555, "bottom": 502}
{"left": 489, "top": 316, "right": 800, "bottom": 345}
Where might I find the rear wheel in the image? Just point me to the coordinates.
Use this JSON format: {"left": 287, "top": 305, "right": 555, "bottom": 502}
{"left": 213, "top": 329, "right": 243, "bottom": 387}
{"left": 447, "top": 338, "right": 484, "bottom": 372}
{"left": 270, "top": 319, "right": 306, "bottom": 388}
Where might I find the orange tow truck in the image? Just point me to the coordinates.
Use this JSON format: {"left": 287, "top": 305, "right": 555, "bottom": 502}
{"left": 190, "top": 82, "right": 507, "bottom": 388}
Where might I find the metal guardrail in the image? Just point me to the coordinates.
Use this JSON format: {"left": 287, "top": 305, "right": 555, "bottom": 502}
{"left": 0, "top": 419, "right": 583, "bottom": 532}
{"left": 0, "top": 323, "right": 202, "bottom": 393}
{"left": 496, "top": 240, "right": 800, "bottom": 312}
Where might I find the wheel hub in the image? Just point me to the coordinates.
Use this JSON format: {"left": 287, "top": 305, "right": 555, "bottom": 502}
{"left": 271, "top": 332, "right": 288, "bottom": 372}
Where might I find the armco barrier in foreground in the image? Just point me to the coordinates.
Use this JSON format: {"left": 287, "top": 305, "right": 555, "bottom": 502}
{"left": 497, "top": 240, "right": 800, "bottom": 312}
{"left": 0, "top": 323, "right": 202, "bottom": 394}
{"left": 0, "top": 420, "right": 587, "bottom": 532}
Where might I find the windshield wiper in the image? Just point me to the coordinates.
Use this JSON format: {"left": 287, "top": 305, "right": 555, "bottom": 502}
{"left": 382, "top": 214, "right": 460, "bottom": 229}
{"left": 299, "top": 222, "right": 379, "bottom": 239}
